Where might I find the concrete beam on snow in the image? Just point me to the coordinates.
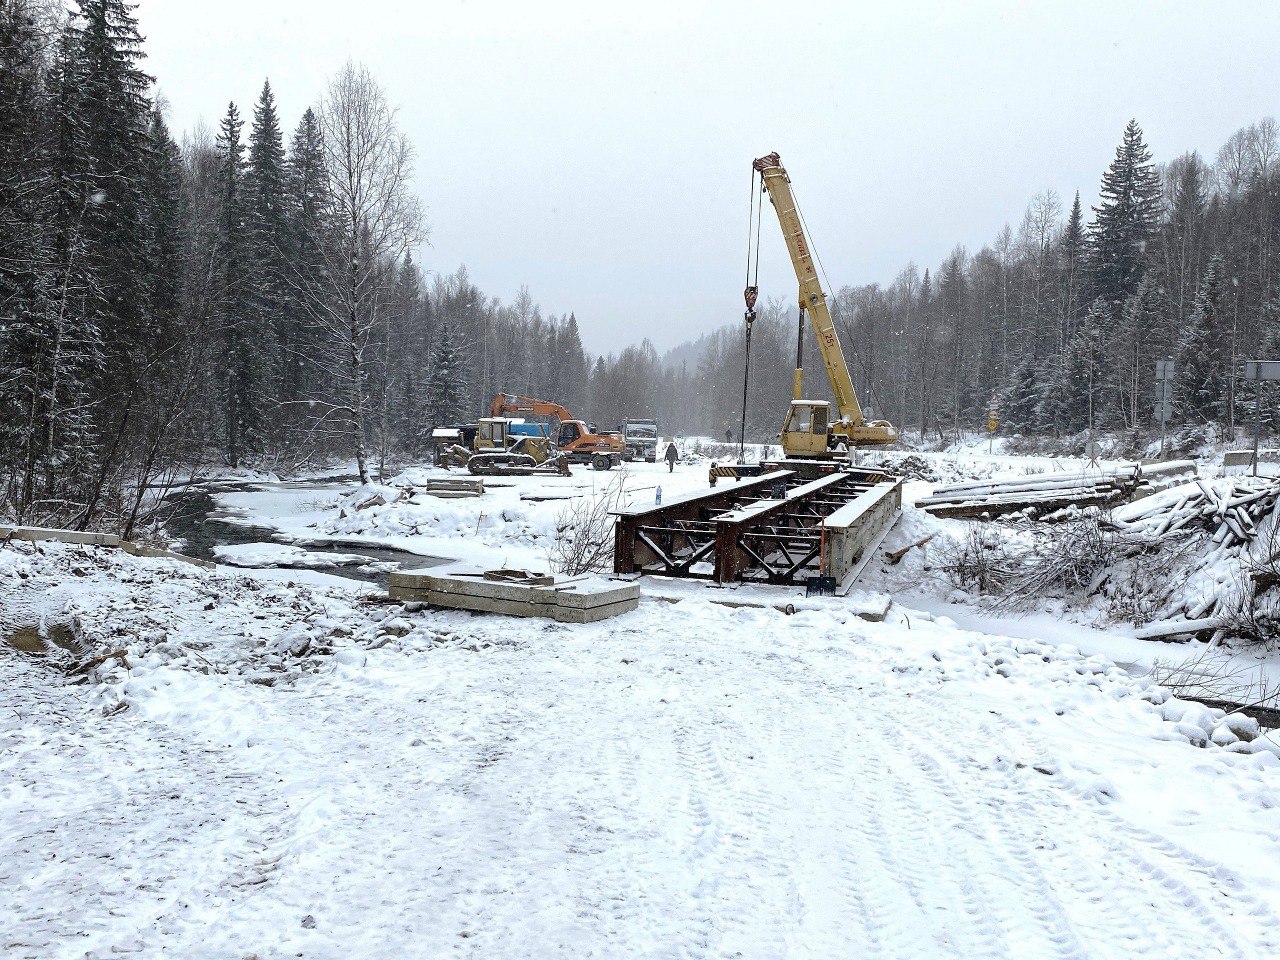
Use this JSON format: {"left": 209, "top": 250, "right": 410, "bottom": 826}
{"left": 1, "top": 524, "right": 215, "bottom": 569}
{"left": 389, "top": 567, "right": 640, "bottom": 623}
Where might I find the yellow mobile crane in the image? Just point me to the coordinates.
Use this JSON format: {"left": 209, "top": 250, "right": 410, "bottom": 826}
{"left": 747, "top": 152, "right": 897, "bottom": 460}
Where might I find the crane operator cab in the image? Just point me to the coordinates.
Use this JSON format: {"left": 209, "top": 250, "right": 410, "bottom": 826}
{"left": 781, "top": 400, "right": 832, "bottom": 459}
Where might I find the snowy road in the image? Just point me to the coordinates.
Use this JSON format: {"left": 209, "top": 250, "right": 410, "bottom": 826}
{"left": 4, "top": 546, "right": 1280, "bottom": 959}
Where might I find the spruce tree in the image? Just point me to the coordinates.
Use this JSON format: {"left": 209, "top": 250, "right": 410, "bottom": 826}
{"left": 1176, "top": 255, "right": 1229, "bottom": 426}
{"left": 246, "top": 80, "right": 288, "bottom": 408}
{"left": 1113, "top": 277, "right": 1168, "bottom": 429}
{"left": 1088, "top": 119, "right": 1162, "bottom": 306}
{"left": 283, "top": 107, "right": 327, "bottom": 404}
{"left": 1037, "top": 299, "right": 1107, "bottom": 434}
{"left": 0, "top": 0, "right": 55, "bottom": 510}
{"left": 215, "top": 101, "right": 254, "bottom": 465}
{"left": 1002, "top": 354, "right": 1042, "bottom": 432}
{"left": 66, "top": 0, "right": 154, "bottom": 366}
{"left": 423, "top": 324, "right": 470, "bottom": 428}
{"left": 1060, "top": 191, "right": 1085, "bottom": 343}
{"left": 559, "top": 312, "right": 588, "bottom": 412}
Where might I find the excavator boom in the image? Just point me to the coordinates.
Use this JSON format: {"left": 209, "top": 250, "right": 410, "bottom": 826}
{"left": 491, "top": 393, "right": 573, "bottom": 422}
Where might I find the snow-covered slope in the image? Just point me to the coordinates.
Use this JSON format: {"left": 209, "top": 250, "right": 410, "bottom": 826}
{"left": 3, "top": 541, "right": 1279, "bottom": 958}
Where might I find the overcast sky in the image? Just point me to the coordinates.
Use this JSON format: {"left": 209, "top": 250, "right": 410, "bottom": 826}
{"left": 134, "top": 0, "right": 1280, "bottom": 355}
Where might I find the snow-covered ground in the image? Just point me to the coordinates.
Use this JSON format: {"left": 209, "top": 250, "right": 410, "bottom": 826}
{"left": 3, "top": 540, "right": 1279, "bottom": 957}
{"left": 4, "top": 453, "right": 1280, "bottom": 957}
{"left": 209, "top": 460, "right": 718, "bottom": 573}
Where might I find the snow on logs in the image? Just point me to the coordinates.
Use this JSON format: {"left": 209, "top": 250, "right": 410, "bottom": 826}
{"left": 1110, "top": 475, "right": 1280, "bottom": 551}
{"left": 916, "top": 461, "right": 1196, "bottom": 521}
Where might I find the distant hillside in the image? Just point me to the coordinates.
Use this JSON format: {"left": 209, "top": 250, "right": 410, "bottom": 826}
{"left": 662, "top": 330, "right": 715, "bottom": 372}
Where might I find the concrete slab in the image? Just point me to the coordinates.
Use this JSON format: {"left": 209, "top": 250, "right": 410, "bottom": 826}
{"left": 636, "top": 575, "right": 892, "bottom": 622}
{"left": 389, "top": 567, "right": 640, "bottom": 622}
{"left": 1, "top": 525, "right": 120, "bottom": 547}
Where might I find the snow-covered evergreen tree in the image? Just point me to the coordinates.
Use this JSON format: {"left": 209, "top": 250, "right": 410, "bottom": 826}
{"left": 1002, "top": 355, "right": 1042, "bottom": 432}
{"left": 423, "top": 324, "right": 470, "bottom": 428}
{"left": 215, "top": 101, "right": 259, "bottom": 466}
{"left": 1037, "top": 299, "right": 1107, "bottom": 434}
{"left": 1089, "top": 119, "right": 1162, "bottom": 306}
{"left": 1111, "top": 276, "right": 1168, "bottom": 429}
{"left": 1176, "top": 255, "right": 1229, "bottom": 425}
{"left": 1059, "top": 191, "right": 1086, "bottom": 342}
{"left": 246, "top": 80, "right": 289, "bottom": 412}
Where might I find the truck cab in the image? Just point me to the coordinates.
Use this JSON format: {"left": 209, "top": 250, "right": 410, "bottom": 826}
{"left": 621, "top": 419, "right": 659, "bottom": 462}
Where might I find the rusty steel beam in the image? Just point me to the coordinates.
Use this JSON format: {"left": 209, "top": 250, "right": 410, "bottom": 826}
{"left": 613, "top": 466, "right": 898, "bottom": 586}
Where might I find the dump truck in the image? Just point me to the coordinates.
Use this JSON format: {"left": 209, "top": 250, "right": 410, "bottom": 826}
{"left": 620, "top": 419, "right": 659, "bottom": 462}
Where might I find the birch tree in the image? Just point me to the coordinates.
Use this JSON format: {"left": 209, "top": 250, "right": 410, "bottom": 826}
{"left": 305, "top": 61, "right": 423, "bottom": 482}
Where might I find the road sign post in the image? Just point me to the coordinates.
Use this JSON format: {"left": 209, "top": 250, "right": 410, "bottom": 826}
{"left": 986, "top": 393, "right": 999, "bottom": 454}
{"left": 1242, "top": 360, "right": 1280, "bottom": 476}
{"left": 1154, "top": 360, "right": 1175, "bottom": 460}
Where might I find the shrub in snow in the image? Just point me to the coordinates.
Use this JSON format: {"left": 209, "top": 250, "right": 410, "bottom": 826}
{"left": 548, "top": 475, "right": 627, "bottom": 576}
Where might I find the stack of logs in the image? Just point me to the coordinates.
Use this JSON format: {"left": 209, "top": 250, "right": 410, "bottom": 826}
{"left": 1110, "top": 476, "right": 1280, "bottom": 548}
{"left": 1109, "top": 476, "right": 1280, "bottom": 637}
{"left": 917, "top": 461, "right": 1196, "bottom": 520}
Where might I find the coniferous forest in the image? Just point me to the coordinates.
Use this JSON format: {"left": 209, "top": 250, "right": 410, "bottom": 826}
{"left": 684, "top": 118, "right": 1280, "bottom": 454}
{"left": 4, "top": 1, "right": 1280, "bottom": 534}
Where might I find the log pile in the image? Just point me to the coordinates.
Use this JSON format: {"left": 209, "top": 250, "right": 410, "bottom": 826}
{"left": 917, "top": 461, "right": 1196, "bottom": 521}
{"left": 1110, "top": 476, "right": 1280, "bottom": 549}
{"left": 1109, "top": 476, "right": 1280, "bottom": 634}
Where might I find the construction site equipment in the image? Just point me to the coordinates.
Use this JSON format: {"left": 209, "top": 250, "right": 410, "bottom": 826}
{"left": 388, "top": 567, "right": 640, "bottom": 623}
{"left": 448, "top": 417, "right": 572, "bottom": 477}
{"left": 613, "top": 467, "right": 902, "bottom": 587}
{"left": 621, "top": 418, "right": 659, "bottom": 462}
{"left": 747, "top": 152, "right": 898, "bottom": 459}
{"left": 492, "top": 393, "right": 625, "bottom": 470}
{"left": 917, "top": 461, "right": 1197, "bottom": 520}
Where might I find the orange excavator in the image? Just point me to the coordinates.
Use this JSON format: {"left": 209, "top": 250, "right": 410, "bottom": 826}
{"left": 491, "top": 393, "right": 626, "bottom": 471}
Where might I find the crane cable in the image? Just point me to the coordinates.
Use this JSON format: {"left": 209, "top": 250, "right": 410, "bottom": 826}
{"left": 740, "top": 169, "right": 763, "bottom": 463}
{"left": 790, "top": 180, "right": 881, "bottom": 422}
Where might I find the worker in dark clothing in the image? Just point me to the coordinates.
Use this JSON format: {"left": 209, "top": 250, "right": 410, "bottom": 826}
{"left": 664, "top": 441, "right": 678, "bottom": 472}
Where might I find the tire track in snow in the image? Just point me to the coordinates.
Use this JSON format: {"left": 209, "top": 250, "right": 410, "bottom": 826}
{"left": 913, "top": 690, "right": 1276, "bottom": 960}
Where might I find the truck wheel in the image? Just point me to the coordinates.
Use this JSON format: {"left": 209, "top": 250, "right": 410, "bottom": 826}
{"left": 592, "top": 454, "right": 610, "bottom": 471}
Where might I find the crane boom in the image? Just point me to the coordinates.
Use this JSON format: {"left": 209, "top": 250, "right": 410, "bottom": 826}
{"left": 753, "top": 152, "right": 863, "bottom": 424}
{"left": 750, "top": 152, "right": 896, "bottom": 454}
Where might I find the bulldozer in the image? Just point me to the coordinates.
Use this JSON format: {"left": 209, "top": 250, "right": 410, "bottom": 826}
{"left": 445, "top": 417, "right": 571, "bottom": 477}
{"left": 491, "top": 394, "right": 626, "bottom": 470}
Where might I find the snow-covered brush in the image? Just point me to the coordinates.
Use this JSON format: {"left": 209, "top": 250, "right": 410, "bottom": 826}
{"left": 547, "top": 474, "right": 628, "bottom": 577}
